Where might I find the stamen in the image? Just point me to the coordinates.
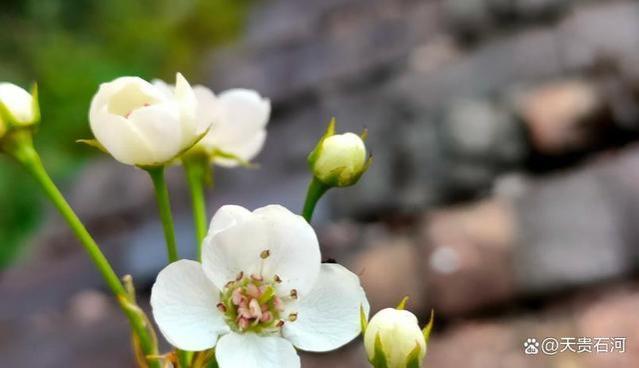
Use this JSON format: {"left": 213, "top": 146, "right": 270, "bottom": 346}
{"left": 246, "top": 283, "right": 261, "bottom": 299}
{"left": 238, "top": 317, "right": 250, "bottom": 331}
{"left": 249, "top": 299, "right": 263, "bottom": 320}
{"left": 232, "top": 287, "right": 244, "bottom": 305}
{"left": 220, "top": 271, "right": 288, "bottom": 334}
{"left": 261, "top": 311, "right": 273, "bottom": 323}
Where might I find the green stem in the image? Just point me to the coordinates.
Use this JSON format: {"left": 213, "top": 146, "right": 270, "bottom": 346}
{"left": 146, "top": 166, "right": 179, "bottom": 263}
{"left": 177, "top": 349, "right": 193, "bottom": 368}
{"left": 302, "top": 177, "right": 330, "bottom": 222}
{"left": 183, "top": 156, "right": 210, "bottom": 261}
{"left": 146, "top": 166, "right": 191, "bottom": 365}
{"left": 4, "top": 131, "right": 160, "bottom": 368}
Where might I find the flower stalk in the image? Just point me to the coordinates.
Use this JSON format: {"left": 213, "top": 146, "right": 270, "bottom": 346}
{"left": 146, "top": 166, "right": 180, "bottom": 263}
{"left": 2, "top": 130, "right": 160, "bottom": 368}
{"left": 301, "top": 177, "right": 329, "bottom": 222}
{"left": 183, "top": 153, "right": 211, "bottom": 260}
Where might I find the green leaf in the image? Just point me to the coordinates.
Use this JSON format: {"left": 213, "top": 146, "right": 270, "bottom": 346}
{"left": 405, "top": 343, "right": 423, "bottom": 368}
{"left": 422, "top": 309, "right": 435, "bottom": 346}
{"left": 360, "top": 304, "right": 368, "bottom": 334}
{"left": 396, "top": 296, "right": 409, "bottom": 310}
{"left": 369, "top": 333, "right": 389, "bottom": 368}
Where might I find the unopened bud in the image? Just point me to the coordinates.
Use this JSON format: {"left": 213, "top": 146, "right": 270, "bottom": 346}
{"left": 364, "top": 308, "right": 428, "bottom": 368}
{"left": 308, "top": 119, "right": 369, "bottom": 187}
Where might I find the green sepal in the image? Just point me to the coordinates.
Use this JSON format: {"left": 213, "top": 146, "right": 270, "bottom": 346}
{"left": 405, "top": 342, "right": 423, "bottom": 368}
{"left": 76, "top": 138, "right": 107, "bottom": 153}
{"left": 0, "top": 99, "right": 16, "bottom": 128}
{"left": 422, "top": 309, "right": 435, "bottom": 345}
{"left": 122, "top": 274, "right": 137, "bottom": 303}
{"left": 360, "top": 304, "right": 368, "bottom": 334}
{"left": 396, "top": 296, "right": 409, "bottom": 310}
{"left": 30, "top": 83, "right": 41, "bottom": 123}
{"left": 213, "top": 148, "right": 258, "bottom": 168}
{"left": 369, "top": 333, "right": 389, "bottom": 368}
{"left": 307, "top": 117, "right": 336, "bottom": 167}
{"left": 360, "top": 127, "right": 368, "bottom": 142}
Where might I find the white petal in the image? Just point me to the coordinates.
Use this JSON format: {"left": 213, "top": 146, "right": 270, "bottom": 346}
{"left": 283, "top": 263, "right": 370, "bottom": 352}
{"left": 150, "top": 260, "right": 229, "bottom": 351}
{"left": 151, "top": 79, "right": 174, "bottom": 98}
{"left": 208, "top": 88, "right": 270, "bottom": 147}
{"left": 212, "top": 130, "right": 267, "bottom": 167}
{"left": 202, "top": 213, "right": 271, "bottom": 290}
{"left": 89, "top": 107, "right": 155, "bottom": 165}
{"left": 215, "top": 333, "right": 300, "bottom": 368}
{"left": 202, "top": 205, "right": 321, "bottom": 296}
{"left": 127, "top": 103, "right": 184, "bottom": 164}
{"left": 193, "top": 85, "right": 219, "bottom": 136}
{"left": 207, "top": 205, "right": 253, "bottom": 238}
{"left": 252, "top": 205, "right": 321, "bottom": 297}
{"left": 174, "top": 73, "right": 206, "bottom": 145}
{"left": 0, "top": 83, "right": 33, "bottom": 123}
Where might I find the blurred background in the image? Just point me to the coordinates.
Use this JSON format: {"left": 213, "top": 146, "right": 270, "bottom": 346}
{"left": 1, "top": 0, "right": 639, "bottom": 367}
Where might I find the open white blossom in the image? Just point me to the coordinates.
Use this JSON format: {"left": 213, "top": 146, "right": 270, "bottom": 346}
{"left": 89, "top": 73, "right": 208, "bottom": 166}
{"left": 153, "top": 79, "right": 270, "bottom": 167}
{"left": 151, "top": 204, "right": 369, "bottom": 367}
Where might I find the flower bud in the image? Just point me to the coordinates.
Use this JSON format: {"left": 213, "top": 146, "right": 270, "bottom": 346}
{"left": 89, "top": 73, "right": 208, "bottom": 167}
{"left": 308, "top": 119, "right": 369, "bottom": 187}
{"left": 364, "top": 308, "right": 427, "bottom": 368}
{"left": 0, "top": 82, "right": 40, "bottom": 137}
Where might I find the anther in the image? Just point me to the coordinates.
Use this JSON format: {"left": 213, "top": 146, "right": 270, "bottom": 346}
{"left": 273, "top": 274, "right": 282, "bottom": 283}
{"left": 260, "top": 249, "right": 271, "bottom": 259}
{"left": 235, "top": 271, "right": 244, "bottom": 281}
{"left": 275, "top": 320, "right": 285, "bottom": 328}
{"left": 288, "top": 313, "right": 298, "bottom": 322}
{"left": 217, "top": 303, "right": 227, "bottom": 313}
{"left": 290, "top": 289, "right": 298, "bottom": 299}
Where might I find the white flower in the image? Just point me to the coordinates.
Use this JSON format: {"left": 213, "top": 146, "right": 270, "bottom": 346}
{"left": 364, "top": 308, "right": 427, "bottom": 368}
{"left": 153, "top": 80, "right": 270, "bottom": 167}
{"left": 0, "top": 82, "right": 37, "bottom": 135}
{"left": 89, "top": 73, "right": 208, "bottom": 166}
{"left": 151, "top": 204, "right": 369, "bottom": 367}
{"left": 309, "top": 120, "right": 369, "bottom": 187}
{"left": 199, "top": 89, "right": 270, "bottom": 167}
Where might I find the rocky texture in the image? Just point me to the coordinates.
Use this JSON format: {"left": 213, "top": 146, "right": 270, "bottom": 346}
{"left": 3, "top": 0, "right": 639, "bottom": 366}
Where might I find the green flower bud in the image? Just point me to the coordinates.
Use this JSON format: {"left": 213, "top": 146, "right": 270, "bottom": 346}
{"left": 0, "top": 82, "right": 40, "bottom": 137}
{"left": 308, "top": 118, "right": 370, "bottom": 187}
{"left": 364, "top": 308, "right": 428, "bottom": 368}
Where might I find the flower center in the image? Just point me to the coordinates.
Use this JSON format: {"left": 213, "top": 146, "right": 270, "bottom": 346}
{"left": 218, "top": 273, "right": 286, "bottom": 334}
{"left": 217, "top": 250, "right": 299, "bottom": 334}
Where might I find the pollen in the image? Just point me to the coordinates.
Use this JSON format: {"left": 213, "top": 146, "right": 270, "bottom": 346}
{"left": 219, "top": 273, "right": 287, "bottom": 334}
